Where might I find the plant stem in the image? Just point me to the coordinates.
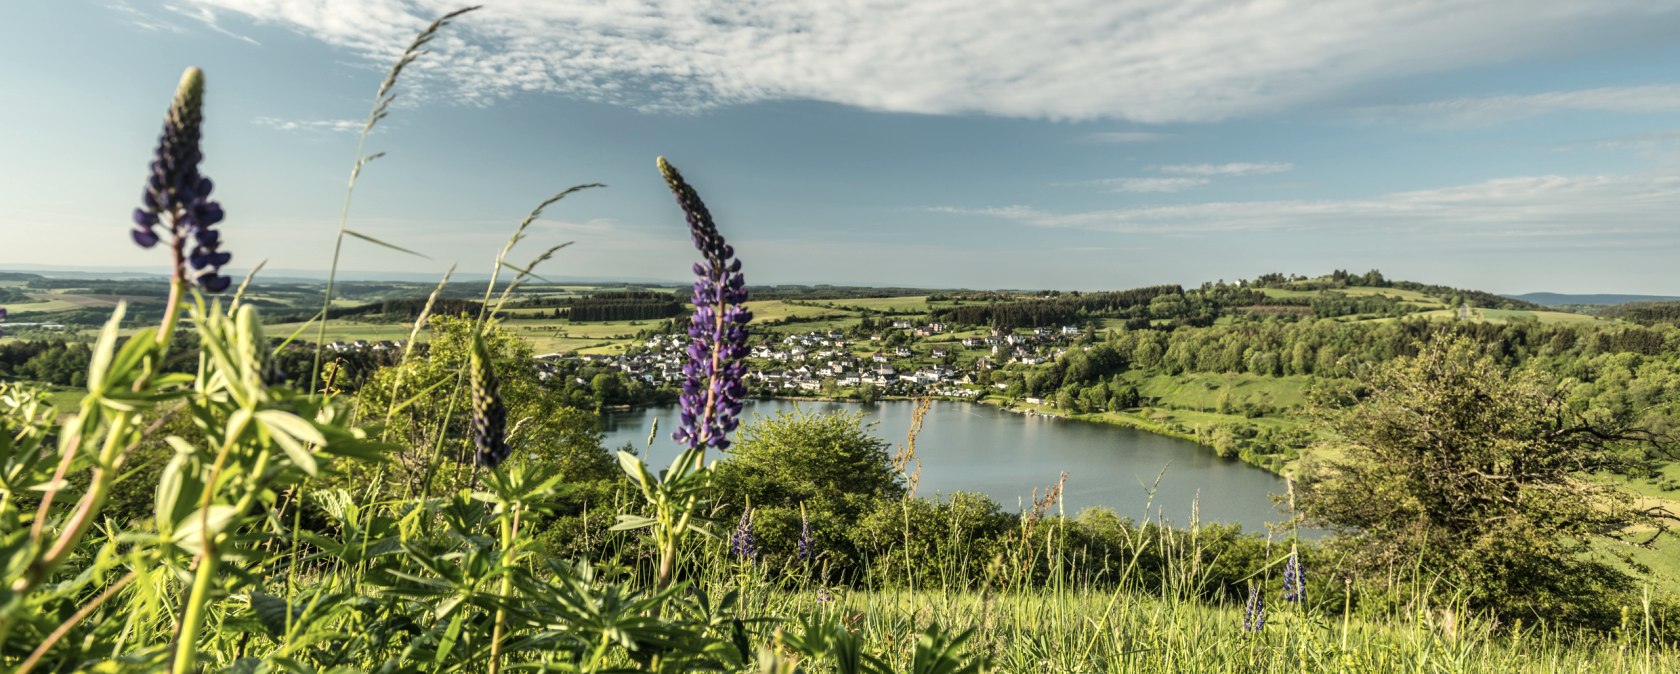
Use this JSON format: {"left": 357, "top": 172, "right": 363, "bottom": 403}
{"left": 171, "top": 415, "right": 248, "bottom": 674}
{"left": 488, "top": 506, "right": 515, "bottom": 674}
{"left": 172, "top": 549, "right": 220, "bottom": 674}
{"left": 15, "top": 570, "right": 137, "bottom": 674}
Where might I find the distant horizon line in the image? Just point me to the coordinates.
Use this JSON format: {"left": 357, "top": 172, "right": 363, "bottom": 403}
{"left": 2, "top": 263, "right": 1678, "bottom": 300}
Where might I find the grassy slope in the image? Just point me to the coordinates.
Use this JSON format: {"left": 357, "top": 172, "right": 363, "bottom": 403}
{"left": 816, "top": 589, "right": 1678, "bottom": 673}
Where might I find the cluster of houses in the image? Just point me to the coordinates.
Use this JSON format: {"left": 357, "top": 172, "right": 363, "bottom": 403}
{"left": 538, "top": 321, "right": 1091, "bottom": 399}
{"left": 551, "top": 330, "right": 979, "bottom": 394}
{"left": 323, "top": 339, "right": 407, "bottom": 353}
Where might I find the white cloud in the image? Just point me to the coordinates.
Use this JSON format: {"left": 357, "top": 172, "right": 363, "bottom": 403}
{"left": 940, "top": 174, "right": 1680, "bottom": 243}
{"left": 1085, "top": 131, "right": 1171, "bottom": 143}
{"left": 1159, "top": 162, "right": 1293, "bottom": 177}
{"left": 252, "top": 116, "right": 363, "bottom": 133}
{"left": 1360, "top": 85, "right": 1680, "bottom": 127}
{"left": 172, "top": 1, "right": 1680, "bottom": 122}
{"left": 1558, "top": 129, "right": 1680, "bottom": 152}
{"left": 1096, "top": 177, "right": 1211, "bottom": 193}
{"left": 1070, "top": 161, "right": 1288, "bottom": 193}
{"left": 107, "top": 1, "right": 190, "bottom": 33}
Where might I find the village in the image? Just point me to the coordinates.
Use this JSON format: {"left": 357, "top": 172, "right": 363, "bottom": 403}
{"left": 542, "top": 320, "right": 1096, "bottom": 401}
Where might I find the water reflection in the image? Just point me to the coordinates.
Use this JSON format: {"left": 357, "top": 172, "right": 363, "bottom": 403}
{"left": 603, "top": 399, "right": 1301, "bottom": 535}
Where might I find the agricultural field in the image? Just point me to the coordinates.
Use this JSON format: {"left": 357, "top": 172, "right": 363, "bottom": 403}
{"left": 264, "top": 320, "right": 419, "bottom": 344}
{"left": 802, "top": 295, "right": 935, "bottom": 312}
{"left": 1120, "top": 370, "right": 1311, "bottom": 412}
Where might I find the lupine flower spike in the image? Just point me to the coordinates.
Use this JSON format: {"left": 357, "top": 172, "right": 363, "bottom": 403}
{"left": 1282, "top": 547, "right": 1306, "bottom": 604}
{"left": 0, "top": 307, "right": 6, "bottom": 339}
{"left": 133, "top": 67, "right": 231, "bottom": 292}
{"left": 1243, "top": 582, "right": 1266, "bottom": 632}
{"left": 797, "top": 503, "right": 815, "bottom": 560}
{"left": 731, "top": 507, "right": 757, "bottom": 560}
{"left": 659, "top": 157, "right": 752, "bottom": 452}
{"left": 468, "top": 332, "right": 510, "bottom": 469}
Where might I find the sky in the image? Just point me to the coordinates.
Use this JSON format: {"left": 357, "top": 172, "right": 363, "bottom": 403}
{"left": 6, "top": 1, "right": 1680, "bottom": 293}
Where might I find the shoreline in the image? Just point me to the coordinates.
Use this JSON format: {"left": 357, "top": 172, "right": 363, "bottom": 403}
{"left": 609, "top": 392, "right": 1290, "bottom": 478}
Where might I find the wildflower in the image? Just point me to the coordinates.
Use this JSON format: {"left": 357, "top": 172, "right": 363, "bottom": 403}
{"left": 730, "top": 507, "right": 757, "bottom": 560}
{"left": 658, "top": 157, "right": 752, "bottom": 451}
{"left": 0, "top": 307, "right": 6, "bottom": 339}
{"left": 468, "top": 332, "right": 509, "bottom": 469}
{"left": 133, "top": 67, "right": 230, "bottom": 292}
{"left": 797, "top": 505, "right": 815, "bottom": 560}
{"left": 1282, "top": 548, "right": 1306, "bottom": 603}
{"left": 1243, "top": 582, "right": 1266, "bottom": 632}
{"left": 815, "top": 587, "right": 832, "bottom": 603}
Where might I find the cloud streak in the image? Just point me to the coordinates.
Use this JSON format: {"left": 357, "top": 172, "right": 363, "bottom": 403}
{"left": 1160, "top": 162, "right": 1293, "bottom": 177}
{"left": 1085, "top": 131, "right": 1172, "bottom": 143}
{"left": 941, "top": 174, "right": 1680, "bottom": 244}
{"left": 1096, "top": 177, "right": 1212, "bottom": 193}
{"left": 252, "top": 116, "right": 363, "bottom": 133}
{"left": 175, "top": 1, "right": 1680, "bottom": 122}
{"left": 1360, "top": 85, "right": 1680, "bottom": 127}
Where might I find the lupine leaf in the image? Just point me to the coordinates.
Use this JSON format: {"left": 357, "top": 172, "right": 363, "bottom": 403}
{"left": 86, "top": 303, "right": 128, "bottom": 392}
{"left": 250, "top": 591, "right": 303, "bottom": 640}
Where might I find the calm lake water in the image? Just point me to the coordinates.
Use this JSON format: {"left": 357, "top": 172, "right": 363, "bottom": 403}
{"left": 602, "top": 399, "right": 1297, "bottom": 534}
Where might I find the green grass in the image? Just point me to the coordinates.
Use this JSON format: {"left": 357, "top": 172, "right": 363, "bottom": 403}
{"left": 804, "top": 295, "right": 934, "bottom": 312}
{"left": 265, "top": 320, "right": 420, "bottom": 343}
{"left": 1397, "top": 308, "right": 1602, "bottom": 324}
{"left": 1121, "top": 370, "right": 1310, "bottom": 412}
{"left": 1, "top": 298, "right": 83, "bottom": 314}
{"left": 817, "top": 588, "right": 1678, "bottom": 673}
{"left": 745, "top": 299, "right": 856, "bottom": 322}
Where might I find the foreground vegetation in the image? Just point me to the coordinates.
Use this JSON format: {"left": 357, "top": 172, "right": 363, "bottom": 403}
{"left": 2, "top": 9, "right": 1679, "bottom": 672}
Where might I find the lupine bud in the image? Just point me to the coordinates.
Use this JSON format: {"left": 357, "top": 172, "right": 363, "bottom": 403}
{"left": 134, "top": 67, "right": 230, "bottom": 292}
{"left": 1282, "top": 548, "right": 1306, "bottom": 603}
{"left": 1243, "top": 582, "right": 1266, "bottom": 632}
{"left": 730, "top": 507, "right": 757, "bottom": 560}
{"left": 658, "top": 157, "right": 752, "bottom": 452}
{"left": 797, "top": 507, "right": 815, "bottom": 560}
{"left": 468, "top": 332, "right": 509, "bottom": 469}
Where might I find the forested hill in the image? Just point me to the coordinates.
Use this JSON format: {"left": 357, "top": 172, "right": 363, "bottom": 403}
{"left": 1510, "top": 292, "right": 1680, "bottom": 307}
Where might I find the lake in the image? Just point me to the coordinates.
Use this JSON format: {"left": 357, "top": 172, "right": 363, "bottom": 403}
{"left": 603, "top": 399, "right": 1300, "bottom": 534}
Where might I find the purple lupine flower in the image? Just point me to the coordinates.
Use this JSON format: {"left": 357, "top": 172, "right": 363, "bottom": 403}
{"left": 797, "top": 507, "right": 815, "bottom": 560}
{"left": 1282, "top": 548, "right": 1306, "bottom": 603}
{"left": 815, "top": 587, "right": 832, "bottom": 603}
{"left": 730, "top": 507, "right": 757, "bottom": 560}
{"left": 658, "top": 157, "right": 752, "bottom": 452}
{"left": 1243, "top": 583, "right": 1266, "bottom": 632}
{"left": 468, "top": 332, "right": 509, "bottom": 469}
{"left": 133, "top": 67, "right": 231, "bottom": 292}
{"left": 0, "top": 307, "right": 7, "bottom": 339}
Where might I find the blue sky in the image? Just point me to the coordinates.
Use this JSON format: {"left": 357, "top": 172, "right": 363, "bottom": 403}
{"left": 6, "top": 1, "right": 1680, "bottom": 293}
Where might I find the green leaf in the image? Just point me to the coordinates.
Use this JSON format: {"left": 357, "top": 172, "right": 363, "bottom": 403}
{"left": 610, "top": 515, "right": 657, "bottom": 532}
{"left": 498, "top": 261, "right": 553, "bottom": 284}
{"left": 271, "top": 310, "right": 324, "bottom": 356}
{"left": 173, "top": 504, "right": 241, "bottom": 551}
{"left": 106, "top": 326, "right": 159, "bottom": 384}
{"left": 249, "top": 591, "right": 301, "bottom": 640}
{"left": 27, "top": 478, "right": 69, "bottom": 492}
{"left": 616, "top": 450, "right": 656, "bottom": 502}
{"left": 434, "top": 611, "right": 465, "bottom": 665}
{"left": 266, "top": 423, "right": 318, "bottom": 477}
{"left": 345, "top": 229, "right": 431, "bottom": 259}
{"left": 256, "top": 410, "right": 327, "bottom": 446}
{"left": 155, "top": 449, "right": 189, "bottom": 536}
{"left": 86, "top": 303, "right": 128, "bottom": 392}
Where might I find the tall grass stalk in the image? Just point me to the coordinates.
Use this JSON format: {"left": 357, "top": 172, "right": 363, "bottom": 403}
{"left": 311, "top": 6, "right": 481, "bottom": 393}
